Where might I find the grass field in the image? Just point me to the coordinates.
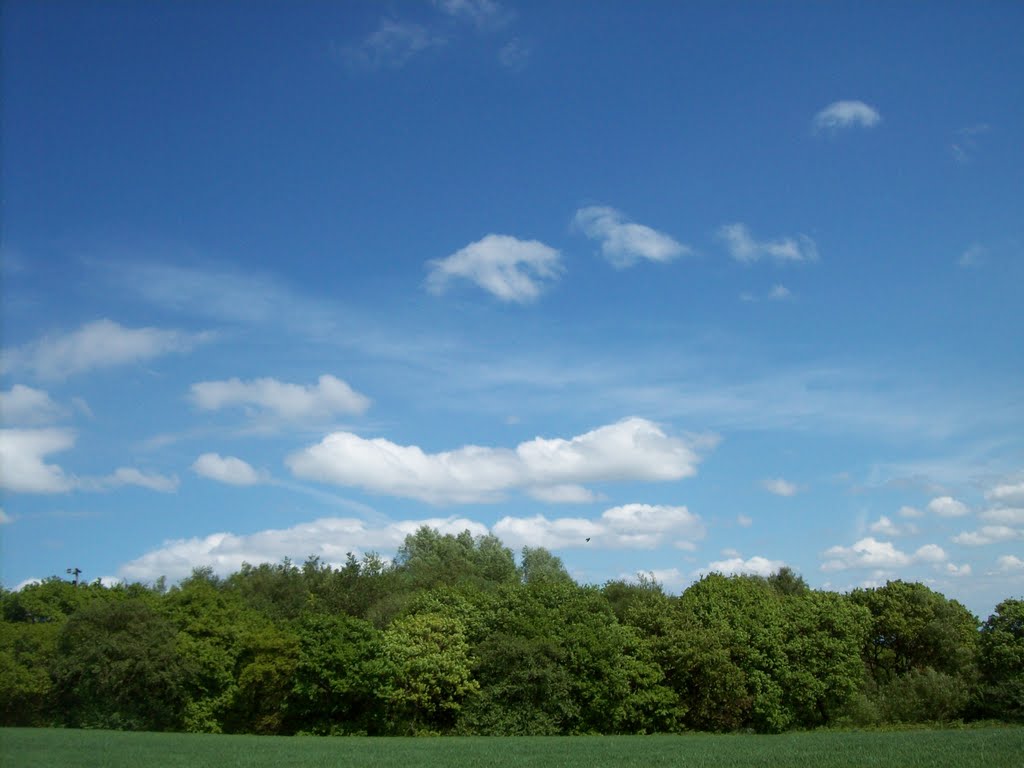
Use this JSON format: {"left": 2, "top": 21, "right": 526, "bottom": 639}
{"left": 2, "top": 727, "right": 1022, "bottom": 768}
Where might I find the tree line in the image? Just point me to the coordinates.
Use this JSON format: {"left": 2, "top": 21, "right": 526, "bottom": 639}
{"left": 1, "top": 527, "right": 1021, "bottom": 735}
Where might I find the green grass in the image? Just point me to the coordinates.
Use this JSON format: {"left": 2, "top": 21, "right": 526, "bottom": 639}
{"left": 2, "top": 727, "right": 1022, "bottom": 768}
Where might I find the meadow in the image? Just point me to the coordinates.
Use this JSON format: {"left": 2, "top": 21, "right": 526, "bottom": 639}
{"left": 2, "top": 727, "right": 1023, "bottom": 768}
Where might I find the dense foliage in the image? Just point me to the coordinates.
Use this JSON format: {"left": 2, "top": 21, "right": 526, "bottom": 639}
{"left": 1, "top": 528, "right": 1020, "bottom": 735}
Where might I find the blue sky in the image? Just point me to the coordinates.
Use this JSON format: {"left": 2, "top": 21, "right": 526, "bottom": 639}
{"left": 2, "top": 0, "right": 1022, "bottom": 618}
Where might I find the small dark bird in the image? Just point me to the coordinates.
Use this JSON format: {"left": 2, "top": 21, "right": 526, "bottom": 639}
{"left": 585, "top": 537, "right": 591, "bottom": 542}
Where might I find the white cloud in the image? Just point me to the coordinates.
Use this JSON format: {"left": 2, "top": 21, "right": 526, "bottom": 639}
{"left": 0, "top": 508, "right": 12, "bottom": 524}
{"left": 996, "top": 555, "right": 1024, "bottom": 572}
{"left": 0, "top": 428, "right": 75, "bottom": 493}
{"left": 980, "top": 507, "right": 1024, "bottom": 525}
{"left": 813, "top": 100, "right": 882, "bottom": 132}
{"left": 951, "top": 525, "right": 1022, "bottom": 546}
{"left": 0, "top": 385, "right": 64, "bottom": 425}
{"left": 987, "top": 480, "right": 1024, "bottom": 506}
{"left": 637, "top": 567, "right": 688, "bottom": 591}
{"left": 494, "top": 503, "right": 705, "bottom": 551}
{"left": 697, "top": 555, "right": 785, "bottom": 578}
{"left": 899, "top": 505, "right": 925, "bottom": 518}
{"left": 927, "top": 495, "right": 970, "bottom": 517}
{"left": 3, "top": 319, "right": 201, "bottom": 379}
{"left": 526, "top": 484, "right": 600, "bottom": 503}
{"left": 949, "top": 124, "right": 990, "bottom": 165}
{"left": 118, "top": 515, "right": 489, "bottom": 582}
{"left": 762, "top": 477, "right": 799, "bottom": 497}
{"left": 768, "top": 284, "right": 793, "bottom": 301}
{"left": 821, "top": 537, "right": 947, "bottom": 571}
{"left": 192, "top": 453, "right": 266, "bottom": 486}
{"left": 718, "top": 223, "right": 818, "bottom": 264}
{"left": 426, "top": 234, "right": 562, "bottom": 302}
{"left": 106, "top": 468, "right": 179, "bottom": 493}
{"left": 498, "top": 38, "right": 529, "bottom": 70}
{"left": 434, "top": 0, "right": 507, "bottom": 27}
{"left": 573, "top": 206, "right": 689, "bottom": 268}
{"left": 0, "top": 428, "right": 179, "bottom": 495}
{"left": 869, "top": 515, "right": 916, "bottom": 537}
{"left": 75, "top": 467, "right": 180, "bottom": 494}
{"left": 493, "top": 514, "right": 604, "bottom": 550}
{"left": 288, "top": 417, "right": 710, "bottom": 504}
{"left": 341, "top": 18, "right": 446, "bottom": 70}
{"left": 958, "top": 244, "right": 987, "bottom": 268}
{"left": 737, "top": 514, "right": 753, "bottom": 527}
{"left": 946, "top": 563, "right": 972, "bottom": 577}
{"left": 190, "top": 374, "right": 370, "bottom": 422}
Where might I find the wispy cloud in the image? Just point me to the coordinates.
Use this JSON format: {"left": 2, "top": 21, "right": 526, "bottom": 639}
{"left": 762, "top": 477, "right": 799, "bottom": 497}
{"left": 288, "top": 417, "right": 712, "bottom": 504}
{"left": 338, "top": 18, "right": 446, "bottom": 70}
{"left": 718, "top": 223, "right": 818, "bottom": 264}
{"left": 498, "top": 37, "right": 530, "bottom": 70}
{"left": 573, "top": 206, "right": 689, "bottom": 268}
{"left": 79, "top": 467, "right": 180, "bottom": 494}
{"left": 434, "top": 0, "right": 510, "bottom": 29}
{"left": 950, "top": 124, "right": 990, "bottom": 164}
{"left": 958, "top": 244, "right": 987, "bottom": 268}
{"left": 812, "top": 100, "right": 882, "bottom": 132}
{"left": 191, "top": 374, "right": 370, "bottom": 423}
{"left": 426, "top": 234, "right": 562, "bottom": 302}
{"left": 2, "top": 319, "right": 204, "bottom": 380}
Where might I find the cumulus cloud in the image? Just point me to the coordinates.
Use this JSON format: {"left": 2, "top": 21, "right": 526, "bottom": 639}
{"left": 980, "top": 507, "right": 1024, "bottom": 525}
{"left": 0, "top": 428, "right": 75, "bottom": 493}
{"left": 821, "top": 537, "right": 947, "bottom": 571}
{"left": 997, "top": 555, "right": 1024, "bottom": 572}
{"left": 951, "top": 525, "right": 1022, "bottom": 546}
{"left": 899, "top": 505, "right": 925, "bottom": 518}
{"left": 0, "top": 508, "right": 13, "bottom": 525}
{"left": 813, "top": 100, "right": 882, "bottom": 132}
{"left": 426, "top": 234, "right": 562, "bottom": 302}
{"left": 987, "top": 480, "right": 1024, "bottom": 506}
{"left": 2, "top": 319, "right": 202, "bottom": 380}
{"left": 0, "top": 385, "right": 64, "bottom": 425}
{"left": 927, "top": 495, "right": 970, "bottom": 517}
{"left": 762, "top": 477, "right": 799, "bottom": 497}
{"left": 494, "top": 504, "right": 705, "bottom": 551}
{"left": 192, "top": 453, "right": 266, "bottom": 486}
{"left": 287, "top": 417, "right": 711, "bottom": 504}
{"left": 0, "top": 428, "right": 179, "bottom": 494}
{"left": 118, "top": 515, "right": 489, "bottom": 582}
{"left": 718, "top": 223, "right": 818, "bottom": 264}
{"left": 190, "top": 374, "right": 370, "bottom": 422}
{"left": 869, "top": 515, "right": 917, "bottom": 537}
{"left": 573, "top": 206, "right": 689, "bottom": 268}
{"left": 946, "top": 563, "right": 972, "bottom": 577}
{"left": 697, "top": 555, "right": 785, "bottom": 578}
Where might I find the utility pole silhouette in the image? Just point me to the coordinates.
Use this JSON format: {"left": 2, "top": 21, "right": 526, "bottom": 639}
{"left": 66, "top": 567, "right": 82, "bottom": 587}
